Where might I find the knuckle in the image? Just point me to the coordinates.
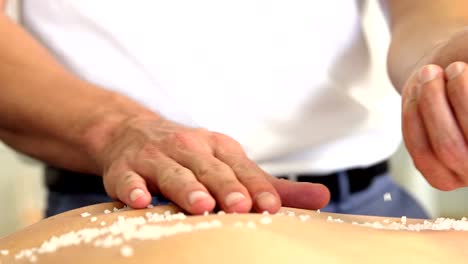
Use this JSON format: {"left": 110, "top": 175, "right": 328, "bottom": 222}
{"left": 158, "top": 166, "right": 188, "bottom": 188}
{"left": 241, "top": 175, "right": 268, "bottom": 189}
{"left": 231, "top": 162, "right": 251, "bottom": 174}
{"left": 218, "top": 179, "right": 241, "bottom": 189}
{"left": 138, "top": 146, "right": 162, "bottom": 158}
{"left": 196, "top": 162, "right": 230, "bottom": 181}
{"left": 167, "top": 131, "right": 198, "bottom": 150}
{"left": 211, "top": 132, "right": 241, "bottom": 148}
{"left": 164, "top": 165, "right": 190, "bottom": 179}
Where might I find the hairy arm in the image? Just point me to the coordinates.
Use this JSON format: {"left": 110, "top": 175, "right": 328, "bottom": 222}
{"left": 0, "top": 3, "right": 329, "bottom": 213}
{"left": 385, "top": 0, "right": 468, "bottom": 91}
{"left": 0, "top": 9, "right": 159, "bottom": 173}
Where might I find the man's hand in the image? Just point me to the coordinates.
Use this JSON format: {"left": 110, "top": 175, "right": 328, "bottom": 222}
{"left": 95, "top": 117, "right": 330, "bottom": 214}
{"left": 400, "top": 31, "right": 468, "bottom": 191}
{"left": 0, "top": 9, "right": 329, "bottom": 215}
{"left": 386, "top": 1, "right": 468, "bottom": 191}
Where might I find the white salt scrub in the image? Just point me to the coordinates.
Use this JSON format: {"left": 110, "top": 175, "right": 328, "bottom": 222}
{"left": 259, "top": 216, "right": 273, "bottom": 225}
{"left": 80, "top": 212, "right": 91, "bottom": 218}
{"left": 120, "top": 245, "right": 134, "bottom": 257}
{"left": 13, "top": 211, "right": 219, "bottom": 263}
{"left": 383, "top": 192, "right": 392, "bottom": 202}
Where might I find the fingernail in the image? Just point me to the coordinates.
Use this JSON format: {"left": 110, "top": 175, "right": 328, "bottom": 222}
{"left": 255, "top": 192, "right": 278, "bottom": 210}
{"left": 188, "top": 190, "right": 211, "bottom": 205}
{"left": 225, "top": 192, "right": 246, "bottom": 207}
{"left": 419, "top": 65, "right": 440, "bottom": 84}
{"left": 130, "top": 188, "right": 145, "bottom": 202}
{"left": 446, "top": 62, "right": 465, "bottom": 80}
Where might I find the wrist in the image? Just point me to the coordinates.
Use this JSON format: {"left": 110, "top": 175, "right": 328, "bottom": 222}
{"left": 78, "top": 92, "right": 160, "bottom": 172}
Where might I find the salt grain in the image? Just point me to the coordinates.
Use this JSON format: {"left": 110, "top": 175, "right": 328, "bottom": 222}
{"left": 298, "top": 214, "right": 310, "bottom": 222}
{"left": 100, "top": 221, "right": 106, "bottom": 226}
{"left": 90, "top": 217, "right": 97, "bottom": 223}
{"left": 383, "top": 192, "right": 392, "bottom": 202}
{"left": 120, "top": 245, "right": 134, "bottom": 257}
{"left": 259, "top": 216, "right": 272, "bottom": 225}
{"left": 401, "top": 216, "right": 407, "bottom": 224}
{"left": 0, "top": 250, "right": 9, "bottom": 255}
{"left": 104, "top": 209, "right": 111, "bottom": 214}
{"left": 14, "top": 211, "right": 222, "bottom": 262}
{"left": 80, "top": 212, "right": 91, "bottom": 218}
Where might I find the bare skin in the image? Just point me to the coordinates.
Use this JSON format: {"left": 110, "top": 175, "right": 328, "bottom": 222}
{"left": 387, "top": 1, "right": 468, "bottom": 190}
{"left": 1, "top": 203, "right": 467, "bottom": 264}
{"left": 1, "top": 0, "right": 468, "bottom": 215}
{"left": 0, "top": 0, "right": 329, "bottom": 214}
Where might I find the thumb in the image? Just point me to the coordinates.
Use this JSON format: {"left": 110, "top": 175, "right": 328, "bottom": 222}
{"left": 270, "top": 178, "right": 330, "bottom": 210}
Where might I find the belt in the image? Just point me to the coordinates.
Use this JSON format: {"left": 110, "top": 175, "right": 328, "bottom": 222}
{"left": 45, "top": 160, "right": 389, "bottom": 200}
{"left": 278, "top": 160, "right": 389, "bottom": 202}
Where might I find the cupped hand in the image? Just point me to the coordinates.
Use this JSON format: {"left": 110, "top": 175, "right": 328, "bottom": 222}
{"left": 97, "top": 117, "right": 330, "bottom": 214}
{"left": 402, "top": 38, "right": 468, "bottom": 190}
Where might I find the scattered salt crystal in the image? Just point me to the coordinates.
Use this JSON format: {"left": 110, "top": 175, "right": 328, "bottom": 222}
{"left": 317, "top": 209, "right": 320, "bottom": 214}
{"left": 113, "top": 207, "right": 119, "bottom": 212}
{"left": 104, "top": 209, "right": 111, "bottom": 214}
{"left": 383, "top": 219, "right": 390, "bottom": 224}
{"left": 217, "top": 211, "right": 226, "bottom": 215}
{"left": 401, "top": 216, "right": 407, "bottom": 224}
{"left": 80, "top": 212, "right": 91, "bottom": 218}
{"left": 100, "top": 221, "right": 107, "bottom": 226}
{"left": 90, "top": 217, "right": 97, "bottom": 223}
{"left": 383, "top": 192, "right": 392, "bottom": 202}
{"left": 326, "top": 216, "right": 343, "bottom": 223}
{"left": 146, "top": 204, "right": 154, "bottom": 209}
{"left": 298, "top": 214, "right": 310, "bottom": 222}
{"left": 259, "top": 216, "right": 272, "bottom": 225}
{"left": 203, "top": 211, "right": 209, "bottom": 216}
{"left": 120, "top": 245, "right": 134, "bottom": 257}
{"left": 0, "top": 250, "right": 9, "bottom": 255}
{"left": 286, "top": 211, "right": 296, "bottom": 217}
{"left": 262, "top": 211, "right": 269, "bottom": 215}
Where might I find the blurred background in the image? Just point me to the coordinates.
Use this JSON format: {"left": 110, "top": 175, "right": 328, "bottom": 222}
{"left": 2, "top": 0, "right": 468, "bottom": 238}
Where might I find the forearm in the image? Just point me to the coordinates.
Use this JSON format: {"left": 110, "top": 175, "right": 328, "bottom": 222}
{"left": 0, "top": 13, "right": 159, "bottom": 174}
{"left": 386, "top": 0, "right": 468, "bottom": 92}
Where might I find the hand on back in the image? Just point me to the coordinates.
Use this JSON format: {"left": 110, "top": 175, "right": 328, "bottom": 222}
{"left": 98, "top": 117, "right": 330, "bottom": 214}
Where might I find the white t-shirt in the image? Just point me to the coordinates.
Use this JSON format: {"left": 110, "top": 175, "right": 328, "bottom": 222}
{"left": 21, "top": 1, "right": 402, "bottom": 175}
